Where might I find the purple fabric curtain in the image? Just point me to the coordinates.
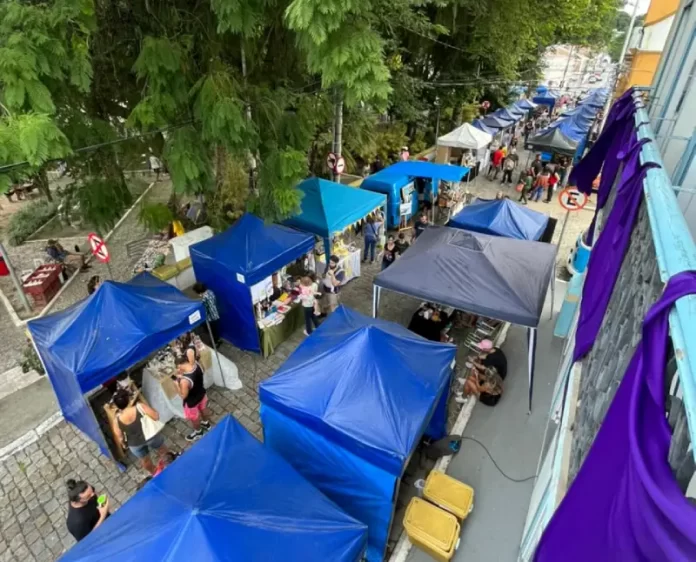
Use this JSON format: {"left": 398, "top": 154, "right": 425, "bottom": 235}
{"left": 573, "top": 133, "right": 659, "bottom": 361}
{"left": 570, "top": 90, "right": 638, "bottom": 245}
{"left": 535, "top": 271, "right": 696, "bottom": 561}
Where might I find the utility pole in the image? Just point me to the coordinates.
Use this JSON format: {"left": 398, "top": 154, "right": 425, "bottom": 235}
{"left": 434, "top": 97, "right": 441, "bottom": 141}
{"left": 240, "top": 42, "right": 257, "bottom": 192}
{"left": 332, "top": 89, "right": 343, "bottom": 182}
{"left": 560, "top": 45, "right": 574, "bottom": 89}
{"left": 600, "top": 0, "right": 641, "bottom": 131}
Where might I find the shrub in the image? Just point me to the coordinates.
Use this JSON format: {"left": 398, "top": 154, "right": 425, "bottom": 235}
{"left": 7, "top": 199, "right": 57, "bottom": 246}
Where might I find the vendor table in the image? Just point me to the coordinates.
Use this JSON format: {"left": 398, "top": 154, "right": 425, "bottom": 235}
{"left": 141, "top": 345, "right": 241, "bottom": 424}
{"left": 317, "top": 248, "right": 361, "bottom": 284}
{"left": 260, "top": 303, "right": 304, "bottom": 357}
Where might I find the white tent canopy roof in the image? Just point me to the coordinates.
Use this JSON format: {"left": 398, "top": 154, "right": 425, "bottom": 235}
{"left": 437, "top": 123, "right": 493, "bottom": 150}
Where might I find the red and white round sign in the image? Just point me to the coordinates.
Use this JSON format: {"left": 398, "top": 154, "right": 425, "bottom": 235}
{"left": 88, "top": 233, "right": 110, "bottom": 264}
{"left": 558, "top": 187, "right": 589, "bottom": 212}
{"left": 326, "top": 152, "right": 337, "bottom": 171}
{"left": 334, "top": 156, "right": 346, "bottom": 174}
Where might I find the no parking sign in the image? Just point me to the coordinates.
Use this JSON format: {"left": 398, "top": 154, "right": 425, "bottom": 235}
{"left": 558, "top": 187, "right": 589, "bottom": 211}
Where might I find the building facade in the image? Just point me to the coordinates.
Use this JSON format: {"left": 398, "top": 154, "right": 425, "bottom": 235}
{"left": 620, "top": 0, "right": 680, "bottom": 91}
{"left": 518, "top": 12, "right": 696, "bottom": 553}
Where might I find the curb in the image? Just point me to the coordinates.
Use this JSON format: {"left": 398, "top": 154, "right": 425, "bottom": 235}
{"left": 0, "top": 411, "right": 63, "bottom": 463}
{"left": 388, "top": 396, "right": 477, "bottom": 562}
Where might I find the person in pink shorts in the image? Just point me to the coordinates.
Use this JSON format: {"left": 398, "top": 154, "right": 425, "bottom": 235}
{"left": 174, "top": 355, "right": 212, "bottom": 441}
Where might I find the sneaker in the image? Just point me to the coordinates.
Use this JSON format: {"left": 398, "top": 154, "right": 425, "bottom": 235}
{"left": 201, "top": 420, "right": 212, "bottom": 431}
{"left": 457, "top": 377, "right": 467, "bottom": 386}
{"left": 303, "top": 329, "right": 308, "bottom": 336}
{"left": 185, "top": 429, "right": 203, "bottom": 442}
{"left": 455, "top": 395, "right": 468, "bottom": 404}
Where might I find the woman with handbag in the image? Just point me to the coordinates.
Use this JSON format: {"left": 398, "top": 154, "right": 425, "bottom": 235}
{"left": 113, "top": 390, "right": 171, "bottom": 475}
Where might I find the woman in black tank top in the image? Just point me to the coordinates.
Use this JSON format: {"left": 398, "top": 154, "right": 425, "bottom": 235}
{"left": 175, "top": 355, "right": 212, "bottom": 442}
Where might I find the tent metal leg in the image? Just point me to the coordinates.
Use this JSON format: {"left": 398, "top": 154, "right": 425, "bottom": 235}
{"left": 550, "top": 263, "right": 556, "bottom": 320}
{"left": 527, "top": 328, "right": 538, "bottom": 414}
{"left": 206, "top": 319, "right": 225, "bottom": 382}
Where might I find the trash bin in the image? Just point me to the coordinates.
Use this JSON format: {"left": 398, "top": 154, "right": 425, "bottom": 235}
{"left": 403, "top": 497, "right": 460, "bottom": 562}
{"left": 423, "top": 470, "right": 475, "bottom": 521}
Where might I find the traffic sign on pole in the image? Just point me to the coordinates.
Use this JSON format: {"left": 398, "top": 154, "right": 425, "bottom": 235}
{"left": 88, "top": 233, "right": 110, "bottom": 264}
{"left": 558, "top": 187, "right": 589, "bottom": 211}
{"left": 326, "top": 152, "right": 337, "bottom": 171}
{"left": 334, "top": 156, "right": 346, "bottom": 175}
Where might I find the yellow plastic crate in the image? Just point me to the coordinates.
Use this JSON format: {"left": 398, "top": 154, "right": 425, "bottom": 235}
{"left": 404, "top": 497, "right": 460, "bottom": 562}
{"left": 423, "top": 470, "right": 475, "bottom": 521}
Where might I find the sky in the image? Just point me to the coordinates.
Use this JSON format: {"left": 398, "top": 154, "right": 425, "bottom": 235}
{"left": 623, "top": 0, "right": 651, "bottom": 16}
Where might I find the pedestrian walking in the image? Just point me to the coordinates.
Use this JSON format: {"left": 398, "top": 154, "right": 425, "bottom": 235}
{"left": 545, "top": 169, "right": 560, "bottom": 203}
{"left": 488, "top": 146, "right": 505, "bottom": 179}
{"left": 532, "top": 169, "right": 550, "bottom": 202}
{"left": 517, "top": 171, "right": 534, "bottom": 205}
{"left": 501, "top": 148, "right": 519, "bottom": 185}
{"left": 149, "top": 154, "right": 163, "bottom": 182}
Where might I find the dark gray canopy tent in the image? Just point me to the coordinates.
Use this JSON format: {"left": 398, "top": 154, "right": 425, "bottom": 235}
{"left": 526, "top": 127, "right": 579, "bottom": 156}
{"left": 372, "top": 226, "right": 557, "bottom": 411}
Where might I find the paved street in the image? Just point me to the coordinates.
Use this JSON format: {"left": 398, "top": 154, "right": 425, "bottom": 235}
{"left": 0, "top": 162, "right": 592, "bottom": 561}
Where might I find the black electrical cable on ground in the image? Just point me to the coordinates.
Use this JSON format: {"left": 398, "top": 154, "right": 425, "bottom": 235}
{"left": 460, "top": 436, "right": 537, "bottom": 483}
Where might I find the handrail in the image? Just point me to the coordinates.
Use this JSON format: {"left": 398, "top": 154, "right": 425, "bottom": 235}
{"left": 636, "top": 102, "right": 696, "bottom": 460}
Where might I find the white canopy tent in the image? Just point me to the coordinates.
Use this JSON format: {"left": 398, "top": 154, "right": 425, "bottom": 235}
{"left": 437, "top": 122, "right": 493, "bottom": 149}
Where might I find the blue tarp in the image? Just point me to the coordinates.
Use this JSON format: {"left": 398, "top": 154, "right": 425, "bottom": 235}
{"left": 60, "top": 416, "right": 368, "bottom": 562}
{"left": 260, "top": 306, "right": 456, "bottom": 562}
{"left": 448, "top": 198, "right": 549, "bottom": 241}
{"left": 480, "top": 113, "right": 515, "bottom": 129}
{"left": 361, "top": 162, "right": 468, "bottom": 229}
{"left": 473, "top": 119, "right": 498, "bottom": 135}
{"left": 190, "top": 213, "right": 315, "bottom": 352}
{"left": 284, "top": 178, "right": 385, "bottom": 260}
{"left": 28, "top": 273, "right": 205, "bottom": 457}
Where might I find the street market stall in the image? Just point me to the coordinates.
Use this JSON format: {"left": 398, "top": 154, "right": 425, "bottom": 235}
{"left": 259, "top": 306, "right": 457, "bottom": 562}
{"left": 493, "top": 107, "right": 522, "bottom": 122}
{"left": 515, "top": 99, "right": 537, "bottom": 111}
{"left": 435, "top": 123, "right": 493, "bottom": 178}
{"left": 448, "top": 198, "right": 550, "bottom": 241}
{"left": 60, "top": 416, "right": 368, "bottom": 562}
{"left": 361, "top": 161, "right": 469, "bottom": 228}
{"left": 480, "top": 113, "right": 515, "bottom": 130}
{"left": 190, "top": 213, "right": 316, "bottom": 356}
{"left": 472, "top": 119, "right": 498, "bottom": 136}
{"left": 27, "top": 274, "right": 238, "bottom": 464}
{"left": 284, "top": 177, "right": 386, "bottom": 265}
{"left": 372, "top": 226, "right": 557, "bottom": 411}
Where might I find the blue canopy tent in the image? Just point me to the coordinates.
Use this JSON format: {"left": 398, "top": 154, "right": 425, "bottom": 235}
{"left": 533, "top": 89, "right": 557, "bottom": 110}
{"left": 60, "top": 416, "right": 368, "bottom": 562}
{"left": 515, "top": 99, "right": 537, "bottom": 111}
{"left": 284, "top": 178, "right": 386, "bottom": 262}
{"left": 259, "top": 306, "right": 457, "bottom": 562}
{"left": 473, "top": 119, "right": 498, "bottom": 135}
{"left": 190, "top": 213, "right": 315, "bottom": 353}
{"left": 448, "top": 198, "right": 549, "bottom": 241}
{"left": 361, "top": 161, "right": 469, "bottom": 229}
{"left": 493, "top": 107, "right": 522, "bottom": 122}
{"left": 481, "top": 113, "right": 515, "bottom": 129}
{"left": 28, "top": 274, "right": 206, "bottom": 461}
{"left": 507, "top": 104, "right": 528, "bottom": 117}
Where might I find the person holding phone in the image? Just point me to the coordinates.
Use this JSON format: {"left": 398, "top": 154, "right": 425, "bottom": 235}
{"left": 66, "top": 479, "right": 109, "bottom": 541}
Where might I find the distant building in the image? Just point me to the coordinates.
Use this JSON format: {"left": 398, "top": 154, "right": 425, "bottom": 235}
{"left": 542, "top": 45, "right": 608, "bottom": 93}
{"left": 618, "top": 0, "right": 680, "bottom": 92}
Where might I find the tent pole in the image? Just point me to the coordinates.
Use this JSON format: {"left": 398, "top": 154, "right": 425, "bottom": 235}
{"left": 206, "top": 319, "right": 225, "bottom": 381}
{"left": 550, "top": 262, "right": 556, "bottom": 320}
{"left": 527, "top": 328, "right": 537, "bottom": 414}
{"left": 372, "top": 285, "right": 377, "bottom": 318}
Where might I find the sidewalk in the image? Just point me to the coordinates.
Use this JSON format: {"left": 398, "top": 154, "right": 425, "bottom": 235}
{"left": 406, "top": 281, "right": 564, "bottom": 562}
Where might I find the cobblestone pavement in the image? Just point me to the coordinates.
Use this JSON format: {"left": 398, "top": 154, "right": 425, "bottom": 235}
{"left": 0, "top": 161, "right": 593, "bottom": 560}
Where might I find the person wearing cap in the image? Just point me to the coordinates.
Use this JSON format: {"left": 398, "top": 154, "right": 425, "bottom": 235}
{"left": 320, "top": 255, "right": 345, "bottom": 314}
{"left": 455, "top": 339, "right": 508, "bottom": 406}
{"left": 473, "top": 339, "right": 508, "bottom": 378}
